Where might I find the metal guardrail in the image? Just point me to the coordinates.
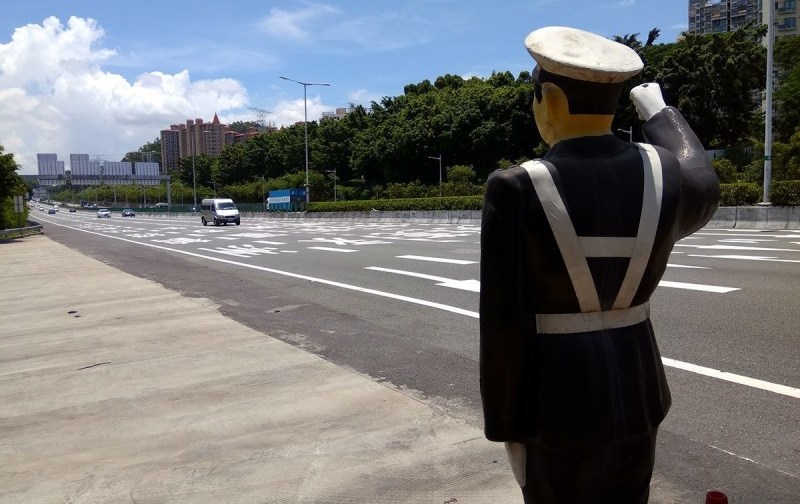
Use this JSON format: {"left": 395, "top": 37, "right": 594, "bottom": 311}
{"left": 0, "top": 222, "right": 44, "bottom": 240}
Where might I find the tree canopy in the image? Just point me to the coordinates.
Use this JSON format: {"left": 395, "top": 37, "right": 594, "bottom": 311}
{"left": 0, "top": 145, "right": 28, "bottom": 229}
{"left": 133, "top": 26, "right": 792, "bottom": 200}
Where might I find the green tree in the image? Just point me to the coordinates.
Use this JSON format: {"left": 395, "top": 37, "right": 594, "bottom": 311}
{"left": 123, "top": 138, "right": 161, "bottom": 162}
{"left": 774, "top": 35, "right": 800, "bottom": 141}
{"left": 655, "top": 24, "right": 766, "bottom": 147}
{"left": 0, "top": 146, "right": 27, "bottom": 228}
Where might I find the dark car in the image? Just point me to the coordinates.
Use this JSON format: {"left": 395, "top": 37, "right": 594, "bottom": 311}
{"left": 69, "top": 208, "right": 77, "bottom": 213}
{"left": 121, "top": 208, "right": 136, "bottom": 217}
{"left": 47, "top": 208, "right": 57, "bottom": 214}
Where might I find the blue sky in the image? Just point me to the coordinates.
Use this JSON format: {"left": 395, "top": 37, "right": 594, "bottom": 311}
{"left": 1, "top": 0, "right": 688, "bottom": 174}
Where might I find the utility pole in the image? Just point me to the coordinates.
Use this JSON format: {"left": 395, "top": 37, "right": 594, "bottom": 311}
{"left": 279, "top": 76, "right": 330, "bottom": 203}
{"left": 762, "top": 0, "right": 776, "bottom": 205}
{"left": 428, "top": 154, "right": 443, "bottom": 196}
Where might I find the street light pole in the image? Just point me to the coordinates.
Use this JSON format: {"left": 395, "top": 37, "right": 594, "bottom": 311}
{"left": 617, "top": 127, "right": 633, "bottom": 142}
{"left": 325, "top": 168, "right": 337, "bottom": 201}
{"left": 428, "top": 154, "right": 442, "bottom": 196}
{"left": 762, "top": 0, "right": 776, "bottom": 205}
{"left": 191, "top": 131, "right": 197, "bottom": 210}
{"left": 279, "top": 76, "right": 330, "bottom": 203}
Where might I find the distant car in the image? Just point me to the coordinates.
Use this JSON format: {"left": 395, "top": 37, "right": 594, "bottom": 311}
{"left": 97, "top": 208, "right": 111, "bottom": 218}
{"left": 38, "top": 206, "right": 44, "bottom": 211}
{"left": 121, "top": 208, "right": 135, "bottom": 217}
{"left": 69, "top": 208, "right": 77, "bottom": 213}
{"left": 47, "top": 208, "right": 57, "bottom": 214}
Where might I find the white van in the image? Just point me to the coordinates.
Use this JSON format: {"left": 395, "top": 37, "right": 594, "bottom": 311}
{"left": 200, "top": 198, "right": 241, "bottom": 226}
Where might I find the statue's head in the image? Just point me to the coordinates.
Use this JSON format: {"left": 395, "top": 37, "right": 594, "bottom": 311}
{"left": 525, "top": 27, "right": 643, "bottom": 146}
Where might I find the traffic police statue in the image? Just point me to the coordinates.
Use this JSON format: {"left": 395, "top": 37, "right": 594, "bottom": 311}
{"left": 479, "top": 26, "right": 720, "bottom": 503}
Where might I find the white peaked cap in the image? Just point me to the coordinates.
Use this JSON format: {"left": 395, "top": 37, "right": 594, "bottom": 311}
{"left": 525, "top": 26, "right": 643, "bottom": 83}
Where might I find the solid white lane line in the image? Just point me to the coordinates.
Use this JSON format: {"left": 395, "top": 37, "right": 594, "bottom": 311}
{"left": 658, "top": 281, "right": 739, "bottom": 293}
{"left": 689, "top": 254, "right": 800, "bottom": 264}
{"left": 366, "top": 267, "right": 480, "bottom": 292}
{"left": 666, "top": 264, "right": 710, "bottom": 269}
{"left": 675, "top": 244, "right": 800, "bottom": 252}
{"left": 307, "top": 246, "right": 358, "bottom": 253}
{"left": 397, "top": 255, "right": 477, "bottom": 265}
{"left": 719, "top": 239, "right": 777, "bottom": 243}
{"left": 662, "top": 358, "right": 800, "bottom": 399}
{"left": 367, "top": 267, "right": 448, "bottom": 282}
{"left": 253, "top": 240, "right": 287, "bottom": 245}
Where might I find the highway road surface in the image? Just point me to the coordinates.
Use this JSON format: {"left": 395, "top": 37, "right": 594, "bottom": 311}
{"left": 33, "top": 208, "right": 800, "bottom": 502}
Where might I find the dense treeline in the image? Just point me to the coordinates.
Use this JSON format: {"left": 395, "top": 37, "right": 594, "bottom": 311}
{"left": 170, "top": 25, "right": 800, "bottom": 202}
{"left": 172, "top": 70, "right": 539, "bottom": 201}
{"left": 0, "top": 145, "right": 29, "bottom": 229}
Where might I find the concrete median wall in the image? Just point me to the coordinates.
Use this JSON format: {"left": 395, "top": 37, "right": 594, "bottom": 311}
{"left": 706, "top": 206, "right": 800, "bottom": 230}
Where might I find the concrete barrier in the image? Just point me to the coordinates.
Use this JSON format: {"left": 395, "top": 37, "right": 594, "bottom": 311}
{"left": 702, "top": 206, "right": 800, "bottom": 230}
{"left": 706, "top": 207, "right": 737, "bottom": 229}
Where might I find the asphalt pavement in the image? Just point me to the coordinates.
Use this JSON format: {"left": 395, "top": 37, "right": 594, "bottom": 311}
{"left": 1, "top": 233, "right": 742, "bottom": 503}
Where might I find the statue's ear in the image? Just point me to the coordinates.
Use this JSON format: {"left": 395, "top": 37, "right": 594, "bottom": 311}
{"left": 540, "top": 82, "right": 569, "bottom": 119}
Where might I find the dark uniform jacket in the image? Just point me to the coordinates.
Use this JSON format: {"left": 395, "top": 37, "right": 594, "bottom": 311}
{"left": 479, "top": 107, "right": 720, "bottom": 447}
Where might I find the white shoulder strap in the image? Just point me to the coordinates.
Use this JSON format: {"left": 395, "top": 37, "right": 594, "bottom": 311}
{"left": 612, "top": 143, "right": 664, "bottom": 309}
{"left": 522, "top": 160, "right": 601, "bottom": 313}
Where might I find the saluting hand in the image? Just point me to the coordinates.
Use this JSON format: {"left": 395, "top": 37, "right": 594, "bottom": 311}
{"left": 631, "top": 83, "right": 668, "bottom": 122}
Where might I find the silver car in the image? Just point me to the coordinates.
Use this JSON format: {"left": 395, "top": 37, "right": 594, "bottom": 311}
{"left": 97, "top": 208, "right": 111, "bottom": 218}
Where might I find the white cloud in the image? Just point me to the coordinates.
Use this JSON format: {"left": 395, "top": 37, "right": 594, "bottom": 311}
{"left": 348, "top": 89, "right": 383, "bottom": 106}
{"left": 269, "top": 96, "right": 330, "bottom": 127}
{"left": 257, "top": 4, "right": 340, "bottom": 43}
{"left": 0, "top": 16, "right": 248, "bottom": 173}
{"left": 256, "top": 4, "right": 434, "bottom": 53}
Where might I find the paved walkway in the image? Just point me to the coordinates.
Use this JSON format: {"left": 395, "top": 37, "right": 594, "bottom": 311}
{"left": 0, "top": 235, "right": 519, "bottom": 503}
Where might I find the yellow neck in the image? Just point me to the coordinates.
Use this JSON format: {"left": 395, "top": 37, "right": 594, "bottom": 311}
{"left": 550, "top": 114, "right": 613, "bottom": 144}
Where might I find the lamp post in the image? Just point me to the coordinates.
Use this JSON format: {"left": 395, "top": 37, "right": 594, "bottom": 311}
{"left": 428, "top": 154, "right": 442, "bottom": 196}
{"left": 279, "top": 76, "right": 330, "bottom": 203}
{"left": 325, "top": 167, "right": 337, "bottom": 201}
{"left": 191, "top": 131, "right": 198, "bottom": 210}
{"left": 617, "top": 127, "right": 633, "bottom": 142}
{"left": 762, "top": 0, "right": 776, "bottom": 205}
{"left": 253, "top": 174, "right": 267, "bottom": 211}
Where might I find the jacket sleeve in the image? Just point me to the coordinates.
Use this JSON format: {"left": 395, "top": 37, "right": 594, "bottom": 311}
{"left": 480, "top": 170, "right": 529, "bottom": 442}
{"left": 641, "top": 106, "right": 721, "bottom": 238}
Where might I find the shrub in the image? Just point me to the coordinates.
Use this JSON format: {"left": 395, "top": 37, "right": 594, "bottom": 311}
{"left": 712, "top": 158, "right": 737, "bottom": 183}
{"left": 307, "top": 195, "right": 483, "bottom": 213}
{"left": 770, "top": 180, "right": 800, "bottom": 206}
{"left": 719, "top": 183, "right": 761, "bottom": 206}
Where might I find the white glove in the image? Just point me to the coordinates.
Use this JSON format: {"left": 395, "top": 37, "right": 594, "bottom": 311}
{"left": 504, "top": 441, "right": 527, "bottom": 487}
{"left": 630, "top": 83, "right": 668, "bottom": 121}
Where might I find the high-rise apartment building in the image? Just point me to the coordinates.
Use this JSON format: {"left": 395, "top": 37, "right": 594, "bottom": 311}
{"left": 689, "top": 0, "right": 761, "bottom": 34}
{"left": 688, "top": 1, "right": 799, "bottom": 38}
{"left": 160, "top": 113, "right": 228, "bottom": 173}
{"left": 775, "top": 0, "right": 798, "bottom": 36}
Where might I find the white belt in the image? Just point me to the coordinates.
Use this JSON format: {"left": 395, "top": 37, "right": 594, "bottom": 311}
{"left": 535, "top": 303, "right": 650, "bottom": 334}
